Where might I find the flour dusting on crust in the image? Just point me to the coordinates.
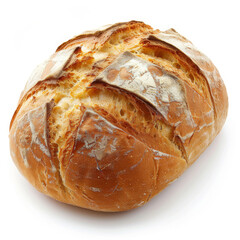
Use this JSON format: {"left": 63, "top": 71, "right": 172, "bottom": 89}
{"left": 24, "top": 47, "right": 76, "bottom": 95}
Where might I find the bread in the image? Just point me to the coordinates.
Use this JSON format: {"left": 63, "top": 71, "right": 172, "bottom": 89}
{"left": 9, "top": 21, "right": 228, "bottom": 212}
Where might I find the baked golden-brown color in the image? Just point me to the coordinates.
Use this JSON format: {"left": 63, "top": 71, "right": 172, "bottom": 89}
{"left": 9, "top": 21, "right": 228, "bottom": 212}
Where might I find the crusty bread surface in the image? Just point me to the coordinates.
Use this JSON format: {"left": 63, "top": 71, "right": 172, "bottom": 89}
{"left": 9, "top": 21, "right": 228, "bottom": 212}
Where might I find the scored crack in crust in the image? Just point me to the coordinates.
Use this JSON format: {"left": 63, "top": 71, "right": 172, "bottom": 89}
{"left": 9, "top": 21, "right": 228, "bottom": 212}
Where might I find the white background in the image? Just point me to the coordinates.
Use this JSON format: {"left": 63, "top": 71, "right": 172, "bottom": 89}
{"left": 1, "top": 0, "right": 239, "bottom": 239}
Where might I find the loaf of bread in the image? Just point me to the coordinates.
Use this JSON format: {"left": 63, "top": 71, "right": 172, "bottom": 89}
{"left": 9, "top": 21, "right": 228, "bottom": 212}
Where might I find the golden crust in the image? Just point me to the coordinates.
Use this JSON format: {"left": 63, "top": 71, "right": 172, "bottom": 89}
{"left": 56, "top": 21, "right": 153, "bottom": 51}
{"left": 9, "top": 21, "right": 228, "bottom": 212}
